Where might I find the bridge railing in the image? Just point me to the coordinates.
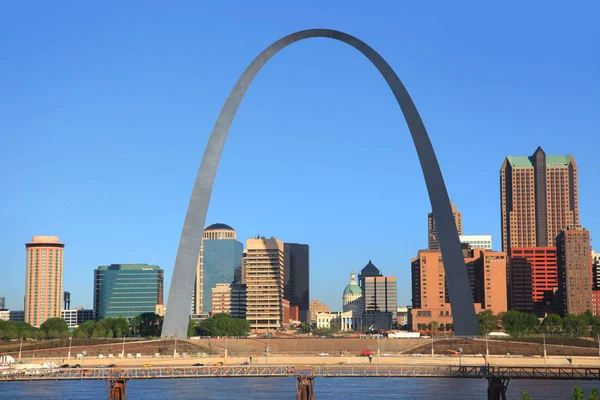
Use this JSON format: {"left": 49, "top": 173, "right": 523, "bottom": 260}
{"left": 2, "top": 365, "right": 600, "bottom": 381}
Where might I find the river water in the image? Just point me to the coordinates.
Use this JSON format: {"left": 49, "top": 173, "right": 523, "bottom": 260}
{"left": 1, "top": 377, "right": 598, "bottom": 399}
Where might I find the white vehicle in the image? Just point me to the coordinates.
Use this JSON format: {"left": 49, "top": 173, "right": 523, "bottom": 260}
{"left": 390, "top": 332, "right": 421, "bottom": 339}
{"left": 318, "top": 352, "right": 329, "bottom": 356}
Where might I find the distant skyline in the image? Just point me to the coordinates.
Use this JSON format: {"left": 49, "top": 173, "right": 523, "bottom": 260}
{"left": 1, "top": 2, "right": 599, "bottom": 312}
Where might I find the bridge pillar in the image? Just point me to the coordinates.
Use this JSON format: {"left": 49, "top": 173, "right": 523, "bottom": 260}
{"left": 295, "top": 375, "right": 316, "bottom": 400}
{"left": 106, "top": 378, "right": 128, "bottom": 400}
{"left": 487, "top": 376, "right": 509, "bottom": 400}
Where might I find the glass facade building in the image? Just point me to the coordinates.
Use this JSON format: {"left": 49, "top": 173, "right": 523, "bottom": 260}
{"left": 203, "top": 240, "right": 243, "bottom": 313}
{"left": 94, "top": 264, "right": 163, "bottom": 320}
{"left": 284, "top": 243, "right": 309, "bottom": 321}
{"left": 364, "top": 276, "right": 397, "bottom": 317}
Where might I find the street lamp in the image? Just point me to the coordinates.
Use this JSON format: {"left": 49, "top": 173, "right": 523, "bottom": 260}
{"left": 121, "top": 335, "right": 125, "bottom": 358}
{"left": 174, "top": 339, "right": 178, "bottom": 358}
{"left": 543, "top": 333, "right": 547, "bottom": 360}
{"left": 18, "top": 337, "right": 23, "bottom": 361}
{"left": 458, "top": 347, "right": 463, "bottom": 368}
{"left": 265, "top": 346, "right": 270, "bottom": 365}
{"left": 68, "top": 336, "right": 72, "bottom": 361}
{"left": 486, "top": 333, "right": 489, "bottom": 357}
{"left": 431, "top": 335, "right": 434, "bottom": 357}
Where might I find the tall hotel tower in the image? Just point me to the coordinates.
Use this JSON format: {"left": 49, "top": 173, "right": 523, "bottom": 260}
{"left": 500, "top": 146, "right": 579, "bottom": 253}
{"left": 25, "top": 236, "right": 64, "bottom": 327}
{"left": 501, "top": 147, "right": 579, "bottom": 312}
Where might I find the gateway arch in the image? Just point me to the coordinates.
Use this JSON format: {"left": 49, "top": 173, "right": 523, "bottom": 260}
{"left": 161, "top": 29, "right": 479, "bottom": 338}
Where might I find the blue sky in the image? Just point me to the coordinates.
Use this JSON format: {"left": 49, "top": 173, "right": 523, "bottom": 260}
{"left": 1, "top": 1, "right": 599, "bottom": 312}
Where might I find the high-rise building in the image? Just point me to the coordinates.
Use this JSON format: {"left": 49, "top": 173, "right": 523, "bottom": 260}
{"left": 358, "top": 260, "right": 382, "bottom": 293}
{"left": 283, "top": 243, "right": 309, "bottom": 321}
{"left": 193, "top": 223, "right": 243, "bottom": 315}
{"left": 428, "top": 200, "right": 462, "bottom": 250}
{"left": 309, "top": 299, "right": 329, "bottom": 321}
{"left": 0, "top": 297, "right": 5, "bottom": 310}
{"left": 245, "top": 237, "right": 285, "bottom": 331}
{"left": 556, "top": 225, "right": 592, "bottom": 317}
{"left": 509, "top": 247, "right": 557, "bottom": 314}
{"left": 459, "top": 235, "right": 493, "bottom": 250}
{"left": 500, "top": 147, "right": 579, "bottom": 254}
{"left": 364, "top": 276, "right": 397, "bottom": 315}
{"left": 211, "top": 282, "right": 247, "bottom": 319}
{"left": 410, "top": 248, "right": 507, "bottom": 331}
{"left": 25, "top": 236, "right": 64, "bottom": 327}
{"left": 94, "top": 264, "right": 164, "bottom": 320}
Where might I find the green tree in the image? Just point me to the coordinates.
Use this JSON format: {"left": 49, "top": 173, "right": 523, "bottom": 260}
{"left": 521, "top": 391, "right": 532, "bottom": 400}
{"left": 573, "top": 386, "right": 585, "bottom": 400}
{"left": 40, "top": 318, "right": 69, "bottom": 338}
{"left": 540, "top": 314, "right": 563, "bottom": 334}
{"left": 196, "top": 313, "right": 251, "bottom": 337}
{"left": 130, "top": 315, "right": 141, "bottom": 336}
{"left": 73, "top": 320, "right": 96, "bottom": 338}
{"left": 137, "top": 313, "right": 163, "bottom": 337}
{"left": 478, "top": 310, "right": 500, "bottom": 335}
{"left": 95, "top": 317, "right": 130, "bottom": 338}
{"left": 591, "top": 317, "right": 600, "bottom": 337}
{"left": 564, "top": 315, "right": 587, "bottom": 337}
{"left": 500, "top": 310, "right": 538, "bottom": 336}
{"left": 299, "top": 321, "right": 312, "bottom": 333}
{"left": 580, "top": 310, "right": 595, "bottom": 336}
{"left": 187, "top": 319, "right": 196, "bottom": 337}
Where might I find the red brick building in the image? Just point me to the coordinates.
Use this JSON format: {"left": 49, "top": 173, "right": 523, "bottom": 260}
{"left": 509, "top": 247, "right": 557, "bottom": 314}
{"left": 556, "top": 226, "right": 592, "bottom": 317}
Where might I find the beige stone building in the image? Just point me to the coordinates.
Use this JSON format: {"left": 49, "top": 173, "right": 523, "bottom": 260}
{"left": 25, "top": 236, "right": 64, "bottom": 327}
{"left": 309, "top": 299, "right": 330, "bottom": 321}
{"left": 245, "top": 237, "right": 285, "bottom": 331}
{"left": 428, "top": 200, "right": 462, "bottom": 250}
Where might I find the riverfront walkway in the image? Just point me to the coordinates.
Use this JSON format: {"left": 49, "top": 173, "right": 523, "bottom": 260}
{"left": 3, "top": 365, "right": 600, "bottom": 381}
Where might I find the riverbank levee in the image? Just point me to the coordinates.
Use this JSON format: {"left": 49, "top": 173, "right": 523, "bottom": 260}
{"left": 4, "top": 337, "right": 600, "bottom": 359}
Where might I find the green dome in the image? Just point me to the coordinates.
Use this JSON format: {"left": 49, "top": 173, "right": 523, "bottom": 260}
{"left": 343, "top": 283, "right": 362, "bottom": 296}
{"left": 343, "top": 269, "right": 362, "bottom": 296}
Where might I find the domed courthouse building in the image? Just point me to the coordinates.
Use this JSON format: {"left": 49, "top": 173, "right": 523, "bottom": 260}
{"left": 341, "top": 270, "right": 363, "bottom": 331}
